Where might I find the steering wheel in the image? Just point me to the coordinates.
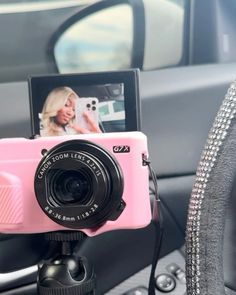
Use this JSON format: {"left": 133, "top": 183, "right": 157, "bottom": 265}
{"left": 186, "top": 81, "right": 236, "bottom": 295}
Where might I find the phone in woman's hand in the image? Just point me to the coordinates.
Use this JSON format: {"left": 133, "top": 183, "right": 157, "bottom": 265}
{"left": 75, "top": 97, "right": 99, "bottom": 130}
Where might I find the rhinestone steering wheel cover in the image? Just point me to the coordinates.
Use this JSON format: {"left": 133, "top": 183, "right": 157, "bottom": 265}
{"left": 186, "top": 81, "right": 236, "bottom": 295}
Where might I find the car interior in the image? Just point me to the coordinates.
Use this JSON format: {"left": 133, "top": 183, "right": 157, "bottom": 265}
{"left": 1, "top": 0, "right": 236, "bottom": 294}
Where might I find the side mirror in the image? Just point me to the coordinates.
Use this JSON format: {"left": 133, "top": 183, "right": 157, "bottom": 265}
{"left": 50, "top": 0, "right": 185, "bottom": 73}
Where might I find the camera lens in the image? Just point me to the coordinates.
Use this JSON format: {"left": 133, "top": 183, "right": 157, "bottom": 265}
{"left": 51, "top": 170, "right": 91, "bottom": 205}
{"left": 35, "top": 139, "right": 124, "bottom": 229}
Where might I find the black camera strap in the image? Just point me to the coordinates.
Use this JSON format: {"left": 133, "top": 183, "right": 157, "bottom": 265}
{"left": 146, "top": 162, "right": 164, "bottom": 295}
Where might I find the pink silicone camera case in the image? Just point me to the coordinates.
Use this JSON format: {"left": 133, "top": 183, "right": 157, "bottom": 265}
{"left": 0, "top": 132, "right": 151, "bottom": 236}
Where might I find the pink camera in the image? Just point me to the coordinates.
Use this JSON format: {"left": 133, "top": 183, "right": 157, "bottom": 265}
{"left": 0, "top": 132, "right": 151, "bottom": 236}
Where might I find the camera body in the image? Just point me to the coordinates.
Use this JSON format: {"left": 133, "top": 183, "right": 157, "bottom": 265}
{"left": 0, "top": 132, "right": 151, "bottom": 237}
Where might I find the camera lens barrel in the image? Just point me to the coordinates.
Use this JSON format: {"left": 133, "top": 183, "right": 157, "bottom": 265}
{"left": 34, "top": 140, "right": 124, "bottom": 229}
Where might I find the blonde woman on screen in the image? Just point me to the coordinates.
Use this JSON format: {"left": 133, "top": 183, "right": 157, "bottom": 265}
{"left": 40, "top": 87, "right": 101, "bottom": 137}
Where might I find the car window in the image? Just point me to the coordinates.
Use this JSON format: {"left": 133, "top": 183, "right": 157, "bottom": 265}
{"left": 0, "top": 0, "right": 187, "bottom": 82}
{"left": 54, "top": 4, "right": 133, "bottom": 73}
{"left": 54, "top": 0, "right": 187, "bottom": 74}
{"left": 142, "top": 0, "right": 186, "bottom": 70}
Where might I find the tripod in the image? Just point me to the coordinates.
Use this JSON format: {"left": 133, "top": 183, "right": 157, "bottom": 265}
{"left": 37, "top": 231, "right": 96, "bottom": 295}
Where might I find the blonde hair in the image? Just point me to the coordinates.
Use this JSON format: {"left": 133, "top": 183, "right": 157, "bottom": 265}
{"left": 41, "top": 86, "right": 78, "bottom": 136}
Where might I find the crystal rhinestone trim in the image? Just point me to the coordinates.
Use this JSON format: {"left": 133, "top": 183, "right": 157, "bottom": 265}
{"left": 186, "top": 81, "right": 236, "bottom": 294}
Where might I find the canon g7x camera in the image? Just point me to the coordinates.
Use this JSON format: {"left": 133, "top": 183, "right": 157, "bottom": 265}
{"left": 0, "top": 132, "right": 151, "bottom": 236}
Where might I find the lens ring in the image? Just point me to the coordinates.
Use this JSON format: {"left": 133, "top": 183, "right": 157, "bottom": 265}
{"left": 43, "top": 152, "right": 110, "bottom": 213}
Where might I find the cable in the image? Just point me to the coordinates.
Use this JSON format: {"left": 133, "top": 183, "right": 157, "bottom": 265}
{"left": 145, "top": 162, "right": 164, "bottom": 294}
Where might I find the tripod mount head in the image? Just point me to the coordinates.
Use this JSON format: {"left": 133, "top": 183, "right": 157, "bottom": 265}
{"left": 37, "top": 231, "right": 96, "bottom": 295}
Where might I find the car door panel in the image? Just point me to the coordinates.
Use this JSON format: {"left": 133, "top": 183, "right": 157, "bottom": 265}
{"left": 141, "top": 63, "right": 235, "bottom": 176}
